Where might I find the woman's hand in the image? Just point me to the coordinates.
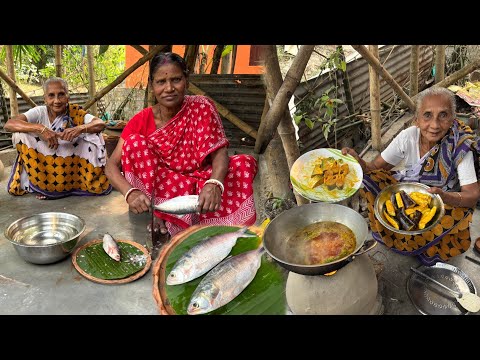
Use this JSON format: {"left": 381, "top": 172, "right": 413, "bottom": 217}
{"left": 58, "top": 126, "right": 83, "bottom": 142}
{"left": 40, "top": 128, "right": 59, "bottom": 150}
{"left": 341, "top": 147, "right": 366, "bottom": 172}
{"left": 198, "top": 183, "right": 222, "bottom": 213}
{"left": 126, "top": 190, "right": 151, "bottom": 214}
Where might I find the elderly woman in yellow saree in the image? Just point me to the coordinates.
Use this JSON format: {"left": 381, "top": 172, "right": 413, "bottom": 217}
{"left": 343, "top": 87, "right": 480, "bottom": 265}
{"left": 4, "top": 77, "right": 111, "bottom": 199}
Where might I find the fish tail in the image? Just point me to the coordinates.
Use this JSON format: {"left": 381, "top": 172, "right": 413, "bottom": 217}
{"left": 238, "top": 226, "right": 257, "bottom": 238}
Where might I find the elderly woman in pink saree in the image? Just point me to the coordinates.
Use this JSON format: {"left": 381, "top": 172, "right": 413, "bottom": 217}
{"left": 105, "top": 52, "right": 257, "bottom": 237}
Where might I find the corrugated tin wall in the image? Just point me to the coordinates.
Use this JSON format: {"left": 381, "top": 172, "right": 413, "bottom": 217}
{"left": 189, "top": 74, "right": 265, "bottom": 148}
{"left": 295, "top": 45, "right": 435, "bottom": 153}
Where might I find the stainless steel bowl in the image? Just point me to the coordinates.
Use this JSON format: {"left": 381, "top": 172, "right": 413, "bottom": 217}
{"left": 374, "top": 182, "right": 445, "bottom": 235}
{"left": 4, "top": 212, "right": 86, "bottom": 264}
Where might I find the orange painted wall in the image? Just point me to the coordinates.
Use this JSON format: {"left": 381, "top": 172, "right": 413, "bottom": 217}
{"left": 125, "top": 45, "right": 263, "bottom": 88}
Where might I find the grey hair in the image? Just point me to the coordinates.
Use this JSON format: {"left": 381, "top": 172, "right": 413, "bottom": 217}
{"left": 415, "top": 87, "right": 456, "bottom": 117}
{"left": 43, "top": 77, "right": 69, "bottom": 95}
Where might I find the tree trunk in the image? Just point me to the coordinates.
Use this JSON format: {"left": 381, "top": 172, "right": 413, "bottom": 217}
{"left": 337, "top": 45, "right": 355, "bottom": 115}
{"left": 409, "top": 45, "right": 419, "bottom": 96}
{"left": 368, "top": 45, "right": 382, "bottom": 152}
{"left": 254, "top": 45, "right": 315, "bottom": 154}
{"left": 83, "top": 45, "right": 167, "bottom": 111}
{"left": 86, "top": 45, "right": 97, "bottom": 116}
{"left": 5, "top": 45, "right": 19, "bottom": 117}
{"left": 55, "top": 45, "right": 62, "bottom": 77}
{"left": 351, "top": 45, "right": 415, "bottom": 112}
{"left": 184, "top": 45, "right": 199, "bottom": 73}
{"left": 435, "top": 45, "right": 446, "bottom": 83}
{"left": 210, "top": 45, "right": 224, "bottom": 74}
{"left": 263, "top": 45, "right": 308, "bottom": 205}
{"left": 264, "top": 131, "right": 293, "bottom": 200}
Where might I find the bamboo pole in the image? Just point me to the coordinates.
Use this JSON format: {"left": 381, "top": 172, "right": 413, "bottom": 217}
{"left": 55, "top": 45, "right": 62, "bottom": 77}
{"left": 254, "top": 45, "right": 315, "bottom": 154}
{"left": 82, "top": 45, "right": 167, "bottom": 111}
{"left": 434, "top": 56, "right": 480, "bottom": 88}
{"left": 86, "top": 45, "right": 97, "bottom": 116}
{"left": 187, "top": 82, "right": 257, "bottom": 139}
{"left": 5, "top": 46, "right": 19, "bottom": 116}
{"left": 411, "top": 57, "right": 480, "bottom": 104}
{"left": 409, "top": 45, "right": 419, "bottom": 96}
{"left": 0, "top": 68, "right": 36, "bottom": 108}
{"left": 368, "top": 45, "right": 382, "bottom": 152}
{"left": 435, "top": 45, "right": 446, "bottom": 83}
{"left": 351, "top": 45, "right": 415, "bottom": 112}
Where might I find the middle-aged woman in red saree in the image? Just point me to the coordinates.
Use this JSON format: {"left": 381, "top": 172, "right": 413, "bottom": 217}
{"left": 105, "top": 52, "right": 258, "bottom": 237}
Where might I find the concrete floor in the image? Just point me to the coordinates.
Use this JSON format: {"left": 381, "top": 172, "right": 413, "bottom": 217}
{"left": 1, "top": 156, "right": 480, "bottom": 315}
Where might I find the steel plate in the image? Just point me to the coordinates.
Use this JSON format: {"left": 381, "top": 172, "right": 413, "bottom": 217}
{"left": 407, "top": 262, "right": 476, "bottom": 315}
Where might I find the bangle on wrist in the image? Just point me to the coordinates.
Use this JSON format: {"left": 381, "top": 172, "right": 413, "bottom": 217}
{"left": 124, "top": 187, "right": 140, "bottom": 202}
{"left": 456, "top": 192, "right": 462, "bottom": 207}
{"left": 40, "top": 126, "right": 47, "bottom": 134}
{"left": 204, "top": 179, "right": 224, "bottom": 194}
{"left": 83, "top": 124, "right": 88, "bottom": 133}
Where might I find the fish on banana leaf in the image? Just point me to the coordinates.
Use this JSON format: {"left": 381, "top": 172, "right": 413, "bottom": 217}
{"left": 187, "top": 246, "right": 265, "bottom": 315}
{"left": 166, "top": 226, "right": 257, "bottom": 285}
{"left": 103, "top": 233, "right": 121, "bottom": 262}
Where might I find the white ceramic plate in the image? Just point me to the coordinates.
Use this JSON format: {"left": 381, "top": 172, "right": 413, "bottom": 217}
{"left": 290, "top": 148, "right": 363, "bottom": 203}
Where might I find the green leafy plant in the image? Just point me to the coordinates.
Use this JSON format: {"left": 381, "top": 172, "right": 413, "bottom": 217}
{"left": 293, "top": 48, "right": 347, "bottom": 142}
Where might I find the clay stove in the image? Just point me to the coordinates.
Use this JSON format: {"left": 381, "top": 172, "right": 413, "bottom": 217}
{"left": 286, "top": 254, "right": 383, "bottom": 315}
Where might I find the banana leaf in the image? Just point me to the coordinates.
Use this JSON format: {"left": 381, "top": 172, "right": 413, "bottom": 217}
{"left": 76, "top": 242, "right": 147, "bottom": 280}
{"left": 165, "top": 226, "right": 287, "bottom": 315}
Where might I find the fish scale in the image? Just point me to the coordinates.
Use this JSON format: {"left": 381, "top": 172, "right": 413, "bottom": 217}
{"left": 187, "top": 247, "right": 264, "bottom": 315}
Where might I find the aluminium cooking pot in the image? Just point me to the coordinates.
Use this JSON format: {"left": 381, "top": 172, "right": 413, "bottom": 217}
{"left": 263, "top": 203, "right": 376, "bottom": 275}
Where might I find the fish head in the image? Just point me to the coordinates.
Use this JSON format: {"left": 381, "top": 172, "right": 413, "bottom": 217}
{"left": 187, "top": 283, "right": 220, "bottom": 315}
{"left": 166, "top": 268, "right": 188, "bottom": 285}
{"left": 166, "top": 258, "right": 194, "bottom": 285}
{"left": 187, "top": 293, "right": 213, "bottom": 315}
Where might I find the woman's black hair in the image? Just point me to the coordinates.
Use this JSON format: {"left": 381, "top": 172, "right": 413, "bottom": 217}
{"left": 149, "top": 52, "right": 189, "bottom": 81}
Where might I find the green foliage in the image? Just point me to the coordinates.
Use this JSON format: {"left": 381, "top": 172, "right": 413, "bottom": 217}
{"left": 294, "top": 48, "right": 347, "bottom": 142}
{"left": 3, "top": 45, "right": 125, "bottom": 93}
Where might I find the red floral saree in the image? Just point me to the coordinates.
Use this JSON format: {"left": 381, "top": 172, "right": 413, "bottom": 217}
{"left": 121, "top": 95, "right": 257, "bottom": 235}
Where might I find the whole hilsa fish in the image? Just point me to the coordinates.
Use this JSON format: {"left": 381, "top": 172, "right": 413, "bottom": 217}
{"left": 187, "top": 247, "right": 265, "bottom": 315}
{"left": 154, "top": 195, "right": 199, "bottom": 214}
{"left": 103, "top": 233, "right": 121, "bottom": 261}
{"left": 166, "top": 226, "right": 257, "bottom": 285}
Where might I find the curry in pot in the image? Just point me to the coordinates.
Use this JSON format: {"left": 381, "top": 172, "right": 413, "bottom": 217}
{"left": 285, "top": 221, "right": 356, "bottom": 265}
